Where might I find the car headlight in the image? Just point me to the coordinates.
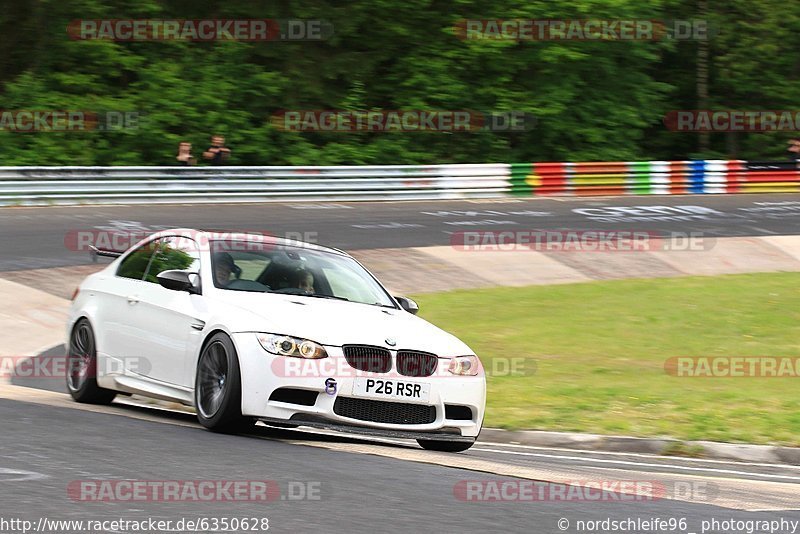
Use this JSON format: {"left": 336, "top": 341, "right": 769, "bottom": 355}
{"left": 447, "top": 355, "right": 481, "bottom": 376}
{"left": 256, "top": 333, "right": 328, "bottom": 359}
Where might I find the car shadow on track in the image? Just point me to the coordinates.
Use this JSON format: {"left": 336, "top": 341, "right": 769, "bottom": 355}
{"left": 12, "top": 344, "right": 415, "bottom": 450}
{"left": 9, "top": 344, "right": 70, "bottom": 393}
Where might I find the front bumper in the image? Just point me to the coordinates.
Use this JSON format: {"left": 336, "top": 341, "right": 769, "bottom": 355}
{"left": 233, "top": 333, "right": 486, "bottom": 439}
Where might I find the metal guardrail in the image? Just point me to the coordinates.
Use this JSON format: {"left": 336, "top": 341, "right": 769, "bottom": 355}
{"left": 0, "top": 165, "right": 512, "bottom": 205}
{"left": 1, "top": 161, "right": 798, "bottom": 206}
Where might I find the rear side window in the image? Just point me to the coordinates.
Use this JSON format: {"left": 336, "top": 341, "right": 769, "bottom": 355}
{"left": 116, "top": 239, "right": 160, "bottom": 281}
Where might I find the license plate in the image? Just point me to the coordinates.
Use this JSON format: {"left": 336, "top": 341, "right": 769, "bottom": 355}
{"left": 352, "top": 377, "right": 430, "bottom": 402}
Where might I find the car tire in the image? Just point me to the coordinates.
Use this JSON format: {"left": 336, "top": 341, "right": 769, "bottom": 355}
{"left": 416, "top": 439, "right": 475, "bottom": 453}
{"left": 66, "top": 319, "right": 117, "bottom": 405}
{"left": 195, "top": 332, "right": 255, "bottom": 433}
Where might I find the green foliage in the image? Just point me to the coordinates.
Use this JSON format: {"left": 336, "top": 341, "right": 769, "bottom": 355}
{"left": 0, "top": 0, "right": 798, "bottom": 164}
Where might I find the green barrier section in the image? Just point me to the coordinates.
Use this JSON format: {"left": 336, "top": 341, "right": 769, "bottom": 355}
{"left": 626, "top": 162, "right": 651, "bottom": 193}
{"left": 509, "top": 162, "right": 533, "bottom": 196}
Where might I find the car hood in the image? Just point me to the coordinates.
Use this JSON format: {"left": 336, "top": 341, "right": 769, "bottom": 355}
{"left": 216, "top": 292, "right": 474, "bottom": 357}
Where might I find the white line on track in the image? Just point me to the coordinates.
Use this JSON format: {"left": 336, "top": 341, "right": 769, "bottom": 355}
{"left": 251, "top": 423, "right": 800, "bottom": 482}
{"left": 248, "top": 422, "right": 800, "bottom": 476}
{"left": 477, "top": 441, "right": 800, "bottom": 470}
{"left": 7, "top": 387, "right": 800, "bottom": 484}
{"left": 470, "top": 447, "right": 800, "bottom": 482}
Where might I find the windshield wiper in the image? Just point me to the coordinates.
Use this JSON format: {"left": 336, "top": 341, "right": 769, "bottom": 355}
{"left": 290, "top": 292, "right": 396, "bottom": 307}
{"left": 303, "top": 293, "right": 350, "bottom": 302}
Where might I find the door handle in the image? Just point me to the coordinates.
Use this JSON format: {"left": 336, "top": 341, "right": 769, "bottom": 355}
{"left": 127, "top": 295, "right": 140, "bottom": 305}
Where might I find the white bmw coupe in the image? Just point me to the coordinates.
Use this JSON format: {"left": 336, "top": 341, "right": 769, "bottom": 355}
{"left": 66, "top": 230, "right": 486, "bottom": 452}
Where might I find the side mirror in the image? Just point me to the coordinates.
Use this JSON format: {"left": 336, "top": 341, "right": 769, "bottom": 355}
{"left": 157, "top": 270, "right": 201, "bottom": 294}
{"left": 395, "top": 296, "right": 419, "bottom": 315}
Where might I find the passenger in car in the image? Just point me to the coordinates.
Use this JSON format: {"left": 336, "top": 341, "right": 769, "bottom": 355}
{"left": 292, "top": 268, "right": 314, "bottom": 293}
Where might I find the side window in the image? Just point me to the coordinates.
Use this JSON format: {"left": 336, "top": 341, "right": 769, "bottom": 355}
{"left": 143, "top": 235, "right": 201, "bottom": 283}
{"left": 116, "top": 239, "right": 160, "bottom": 281}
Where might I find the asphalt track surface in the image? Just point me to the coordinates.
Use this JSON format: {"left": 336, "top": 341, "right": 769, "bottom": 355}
{"left": 3, "top": 398, "right": 797, "bottom": 534}
{"left": 2, "top": 193, "right": 800, "bottom": 271}
{"left": 3, "top": 197, "right": 800, "bottom": 532}
{"left": 5, "top": 354, "right": 800, "bottom": 533}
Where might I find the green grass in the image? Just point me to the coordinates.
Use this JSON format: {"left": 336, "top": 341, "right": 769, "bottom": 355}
{"left": 413, "top": 273, "right": 800, "bottom": 446}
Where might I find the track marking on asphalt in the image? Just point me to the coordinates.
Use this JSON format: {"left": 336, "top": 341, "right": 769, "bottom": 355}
{"left": 268, "top": 438, "right": 800, "bottom": 511}
{"left": 749, "top": 226, "right": 780, "bottom": 235}
{"left": 477, "top": 441, "right": 800, "bottom": 470}
{"left": 272, "top": 432, "right": 800, "bottom": 485}
{"left": 266, "top": 429, "right": 800, "bottom": 476}
{"left": 470, "top": 447, "right": 800, "bottom": 482}
{"left": 0, "top": 468, "right": 49, "bottom": 482}
{"left": 3, "top": 384, "right": 799, "bottom": 511}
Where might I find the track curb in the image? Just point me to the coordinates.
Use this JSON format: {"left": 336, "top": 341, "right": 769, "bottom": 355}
{"left": 478, "top": 428, "right": 800, "bottom": 465}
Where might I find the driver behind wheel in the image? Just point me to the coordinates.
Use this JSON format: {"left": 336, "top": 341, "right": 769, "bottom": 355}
{"left": 292, "top": 268, "right": 314, "bottom": 293}
{"left": 213, "top": 252, "right": 238, "bottom": 287}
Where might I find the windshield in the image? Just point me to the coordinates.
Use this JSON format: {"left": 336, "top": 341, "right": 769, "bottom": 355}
{"left": 209, "top": 240, "right": 396, "bottom": 308}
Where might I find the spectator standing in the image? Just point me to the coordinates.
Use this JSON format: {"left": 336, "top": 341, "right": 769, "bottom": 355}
{"left": 789, "top": 139, "right": 800, "bottom": 157}
{"left": 176, "top": 142, "right": 195, "bottom": 165}
{"left": 203, "top": 135, "right": 231, "bottom": 165}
